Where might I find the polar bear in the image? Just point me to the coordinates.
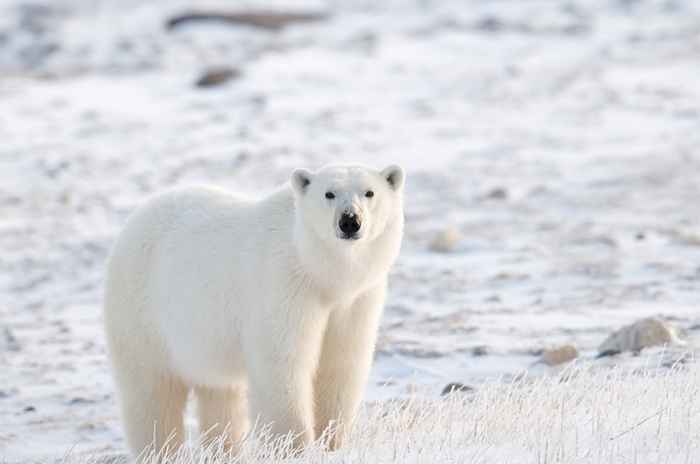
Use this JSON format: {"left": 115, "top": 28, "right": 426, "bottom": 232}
{"left": 103, "top": 164, "right": 405, "bottom": 456}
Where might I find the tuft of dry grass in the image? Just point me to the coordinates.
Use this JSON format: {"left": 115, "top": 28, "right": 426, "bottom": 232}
{"left": 72, "top": 357, "right": 700, "bottom": 464}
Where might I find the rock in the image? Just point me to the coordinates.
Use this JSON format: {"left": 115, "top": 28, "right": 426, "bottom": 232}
{"left": 471, "top": 345, "right": 489, "bottom": 357}
{"left": 23, "top": 405, "right": 35, "bottom": 413}
{"left": 167, "top": 10, "right": 328, "bottom": 31}
{"left": 2, "top": 327, "right": 20, "bottom": 352}
{"left": 441, "top": 382, "right": 474, "bottom": 396}
{"left": 541, "top": 344, "right": 578, "bottom": 366}
{"left": 195, "top": 67, "right": 241, "bottom": 88}
{"left": 475, "top": 16, "right": 504, "bottom": 32}
{"left": 598, "top": 317, "right": 683, "bottom": 355}
{"left": 596, "top": 350, "right": 620, "bottom": 358}
{"left": 429, "top": 227, "right": 462, "bottom": 253}
{"left": 68, "top": 397, "right": 94, "bottom": 405}
{"left": 483, "top": 187, "right": 508, "bottom": 200}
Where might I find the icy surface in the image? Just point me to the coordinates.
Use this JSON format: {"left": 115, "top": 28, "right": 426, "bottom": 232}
{"left": 2, "top": 0, "right": 700, "bottom": 460}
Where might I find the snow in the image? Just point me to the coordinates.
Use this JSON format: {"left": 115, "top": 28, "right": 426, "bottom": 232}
{"left": 2, "top": 0, "right": 700, "bottom": 461}
{"left": 15, "top": 362, "right": 700, "bottom": 464}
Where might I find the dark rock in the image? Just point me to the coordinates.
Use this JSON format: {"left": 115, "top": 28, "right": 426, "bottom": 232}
{"left": 596, "top": 349, "right": 621, "bottom": 358}
{"left": 250, "top": 94, "right": 267, "bottom": 107}
{"left": 3, "top": 327, "right": 20, "bottom": 352}
{"left": 562, "top": 23, "right": 590, "bottom": 36}
{"left": 475, "top": 16, "right": 504, "bottom": 32}
{"left": 441, "top": 382, "right": 474, "bottom": 396}
{"left": 116, "top": 38, "right": 133, "bottom": 52}
{"left": 195, "top": 67, "right": 241, "bottom": 88}
{"left": 23, "top": 405, "right": 36, "bottom": 413}
{"left": 471, "top": 346, "right": 489, "bottom": 357}
{"left": 484, "top": 187, "right": 508, "bottom": 200}
{"left": 68, "top": 397, "right": 94, "bottom": 405}
{"left": 167, "top": 10, "right": 328, "bottom": 31}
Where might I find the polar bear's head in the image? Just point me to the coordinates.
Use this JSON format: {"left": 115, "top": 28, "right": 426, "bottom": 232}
{"left": 291, "top": 164, "right": 405, "bottom": 244}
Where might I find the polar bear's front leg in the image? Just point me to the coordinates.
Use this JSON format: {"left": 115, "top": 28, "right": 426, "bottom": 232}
{"left": 246, "top": 303, "right": 329, "bottom": 451}
{"left": 195, "top": 384, "right": 248, "bottom": 451}
{"left": 314, "top": 285, "right": 386, "bottom": 450}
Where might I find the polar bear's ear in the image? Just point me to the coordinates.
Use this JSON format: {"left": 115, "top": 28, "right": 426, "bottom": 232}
{"left": 291, "top": 168, "right": 313, "bottom": 195}
{"left": 381, "top": 165, "right": 405, "bottom": 191}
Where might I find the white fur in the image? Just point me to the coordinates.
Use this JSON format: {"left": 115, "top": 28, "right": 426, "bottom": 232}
{"left": 103, "top": 164, "right": 405, "bottom": 456}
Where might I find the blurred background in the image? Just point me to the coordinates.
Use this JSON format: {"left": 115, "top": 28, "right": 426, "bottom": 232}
{"left": 2, "top": 0, "right": 700, "bottom": 459}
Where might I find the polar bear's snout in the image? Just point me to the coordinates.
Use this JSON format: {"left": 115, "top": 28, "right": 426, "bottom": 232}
{"left": 338, "top": 211, "right": 362, "bottom": 239}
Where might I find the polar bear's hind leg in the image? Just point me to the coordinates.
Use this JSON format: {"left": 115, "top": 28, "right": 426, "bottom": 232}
{"left": 115, "top": 362, "right": 189, "bottom": 458}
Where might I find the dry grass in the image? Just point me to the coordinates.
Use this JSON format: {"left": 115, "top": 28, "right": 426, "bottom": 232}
{"left": 71, "top": 357, "right": 700, "bottom": 464}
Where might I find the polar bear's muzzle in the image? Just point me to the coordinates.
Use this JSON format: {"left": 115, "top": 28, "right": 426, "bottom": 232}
{"left": 338, "top": 211, "right": 362, "bottom": 240}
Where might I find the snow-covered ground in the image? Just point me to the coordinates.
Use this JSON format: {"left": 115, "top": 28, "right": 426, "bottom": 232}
{"left": 2, "top": 0, "right": 700, "bottom": 461}
{"left": 48, "top": 363, "right": 700, "bottom": 464}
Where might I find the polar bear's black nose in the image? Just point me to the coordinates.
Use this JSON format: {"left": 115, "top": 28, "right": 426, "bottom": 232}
{"left": 339, "top": 213, "right": 361, "bottom": 237}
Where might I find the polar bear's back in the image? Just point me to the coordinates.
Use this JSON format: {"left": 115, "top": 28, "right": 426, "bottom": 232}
{"left": 104, "top": 185, "right": 296, "bottom": 384}
{"left": 105, "top": 185, "right": 256, "bottom": 299}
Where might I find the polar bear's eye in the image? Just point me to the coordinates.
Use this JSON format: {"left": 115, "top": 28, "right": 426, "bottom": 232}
{"left": 325, "top": 192, "right": 335, "bottom": 199}
{"left": 365, "top": 190, "right": 374, "bottom": 198}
